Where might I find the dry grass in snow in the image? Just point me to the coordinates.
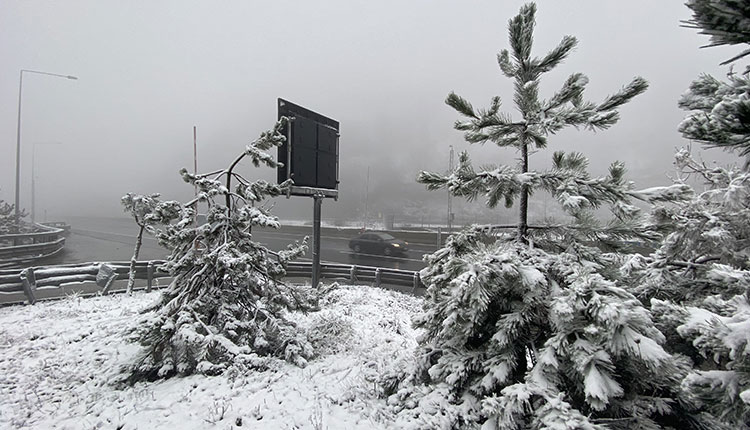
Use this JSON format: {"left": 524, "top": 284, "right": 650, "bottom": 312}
{"left": 0, "top": 285, "right": 421, "bottom": 429}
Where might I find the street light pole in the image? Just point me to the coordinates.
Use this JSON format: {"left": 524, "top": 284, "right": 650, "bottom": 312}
{"left": 14, "top": 69, "right": 77, "bottom": 225}
{"left": 32, "top": 142, "right": 62, "bottom": 224}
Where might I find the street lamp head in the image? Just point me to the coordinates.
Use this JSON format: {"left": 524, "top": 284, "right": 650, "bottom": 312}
{"left": 66, "top": 76, "right": 78, "bottom": 80}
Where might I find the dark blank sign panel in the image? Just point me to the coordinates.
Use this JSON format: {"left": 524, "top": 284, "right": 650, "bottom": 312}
{"left": 277, "top": 98, "right": 339, "bottom": 192}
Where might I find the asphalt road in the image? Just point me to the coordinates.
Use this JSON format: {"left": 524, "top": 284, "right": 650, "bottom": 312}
{"left": 32, "top": 217, "right": 435, "bottom": 273}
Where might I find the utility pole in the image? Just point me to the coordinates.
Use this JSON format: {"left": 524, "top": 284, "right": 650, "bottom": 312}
{"left": 193, "top": 126, "right": 198, "bottom": 196}
{"left": 193, "top": 126, "right": 198, "bottom": 225}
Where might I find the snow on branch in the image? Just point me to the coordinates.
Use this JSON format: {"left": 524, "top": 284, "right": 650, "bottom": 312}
{"left": 628, "top": 184, "right": 694, "bottom": 203}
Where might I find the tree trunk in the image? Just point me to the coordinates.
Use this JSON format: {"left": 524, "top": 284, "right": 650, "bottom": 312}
{"left": 518, "top": 138, "right": 529, "bottom": 243}
{"left": 127, "top": 224, "right": 145, "bottom": 294}
{"left": 512, "top": 345, "right": 529, "bottom": 383}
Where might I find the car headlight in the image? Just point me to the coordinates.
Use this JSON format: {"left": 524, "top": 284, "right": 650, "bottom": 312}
{"left": 392, "top": 243, "right": 400, "bottom": 248}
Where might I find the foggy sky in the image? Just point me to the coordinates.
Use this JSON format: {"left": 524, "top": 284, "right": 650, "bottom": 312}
{"left": 0, "top": 1, "right": 740, "bottom": 226}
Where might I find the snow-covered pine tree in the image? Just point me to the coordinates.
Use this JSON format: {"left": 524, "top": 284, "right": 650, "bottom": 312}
{"left": 628, "top": 3, "right": 750, "bottom": 427}
{"left": 127, "top": 118, "right": 315, "bottom": 382}
{"left": 121, "top": 193, "right": 181, "bottom": 294}
{"left": 423, "top": 1, "right": 648, "bottom": 243}
{"left": 385, "top": 3, "right": 712, "bottom": 429}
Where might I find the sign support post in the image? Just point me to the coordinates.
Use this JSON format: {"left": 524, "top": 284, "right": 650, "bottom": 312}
{"left": 312, "top": 192, "right": 324, "bottom": 287}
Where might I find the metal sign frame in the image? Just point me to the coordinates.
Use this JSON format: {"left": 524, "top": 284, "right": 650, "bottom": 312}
{"left": 276, "top": 99, "right": 340, "bottom": 288}
{"left": 277, "top": 98, "right": 339, "bottom": 199}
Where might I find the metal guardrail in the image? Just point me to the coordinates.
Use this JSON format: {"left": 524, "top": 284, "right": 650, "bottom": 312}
{"left": 0, "top": 260, "right": 168, "bottom": 305}
{"left": 287, "top": 261, "right": 424, "bottom": 293}
{"left": 0, "top": 223, "right": 68, "bottom": 267}
{"left": 39, "top": 221, "right": 71, "bottom": 230}
{"left": 0, "top": 260, "right": 424, "bottom": 305}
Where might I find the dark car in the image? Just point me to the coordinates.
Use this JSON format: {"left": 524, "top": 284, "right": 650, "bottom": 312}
{"left": 349, "top": 232, "right": 409, "bottom": 256}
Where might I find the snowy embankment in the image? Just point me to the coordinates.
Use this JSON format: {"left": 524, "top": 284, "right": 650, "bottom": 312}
{"left": 0, "top": 285, "right": 421, "bottom": 429}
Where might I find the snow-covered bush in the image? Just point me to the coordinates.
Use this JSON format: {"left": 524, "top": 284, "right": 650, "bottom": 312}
{"left": 631, "top": 117, "right": 750, "bottom": 430}
{"left": 0, "top": 197, "right": 29, "bottom": 234}
{"left": 623, "top": 2, "right": 750, "bottom": 427}
{"left": 630, "top": 154, "right": 750, "bottom": 302}
{"left": 387, "top": 230, "right": 709, "bottom": 428}
{"left": 127, "top": 118, "right": 316, "bottom": 382}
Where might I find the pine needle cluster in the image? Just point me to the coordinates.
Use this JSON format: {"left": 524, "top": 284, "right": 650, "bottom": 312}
{"left": 678, "top": 74, "right": 750, "bottom": 159}
{"left": 683, "top": 0, "right": 750, "bottom": 68}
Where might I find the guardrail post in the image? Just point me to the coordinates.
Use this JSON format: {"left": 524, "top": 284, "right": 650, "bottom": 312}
{"left": 437, "top": 227, "right": 442, "bottom": 247}
{"left": 146, "top": 262, "right": 155, "bottom": 292}
{"left": 96, "top": 264, "right": 117, "bottom": 295}
{"left": 20, "top": 268, "right": 36, "bottom": 305}
{"left": 412, "top": 272, "right": 420, "bottom": 294}
{"left": 375, "top": 268, "right": 382, "bottom": 289}
{"left": 349, "top": 265, "right": 357, "bottom": 283}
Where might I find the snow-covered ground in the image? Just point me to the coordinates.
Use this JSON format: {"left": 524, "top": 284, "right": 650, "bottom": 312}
{"left": 0, "top": 285, "right": 422, "bottom": 429}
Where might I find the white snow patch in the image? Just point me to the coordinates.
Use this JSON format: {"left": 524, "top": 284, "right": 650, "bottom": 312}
{"left": 707, "top": 264, "right": 749, "bottom": 284}
{"left": 724, "top": 318, "right": 750, "bottom": 359}
{"left": 0, "top": 285, "right": 422, "bottom": 429}
{"left": 583, "top": 363, "right": 623, "bottom": 410}
{"left": 518, "top": 265, "right": 546, "bottom": 288}
{"left": 515, "top": 172, "right": 536, "bottom": 184}
{"left": 558, "top": 192, "right": 589, "bottom": 211}
{"left": 679, "top": 306, "right": 724, "bottom": 332}
{"left": 683, "top": 370, "right": 739, "bottom": 396}
{"left": 630, "top": 184, "right": 693, "bottom": 202}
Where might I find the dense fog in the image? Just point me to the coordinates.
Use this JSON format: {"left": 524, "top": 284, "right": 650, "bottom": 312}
{"left": 0, "top": 1, "right": 738, "bottom": 227}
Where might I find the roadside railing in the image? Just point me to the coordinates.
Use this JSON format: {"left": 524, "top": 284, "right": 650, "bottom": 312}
{"left": 287, "top": 261, "right": 424, "bottom": 293}
{"left": 0, "top": 223, "right": 67, "bottom": 267}
{"left": 0, "top": 260, "right": 425, "bottom": 305}
{"left": 0, "top": 260, "right": 168, "bottom": 305}
{"left": 40, "top": 221, "right": 72, "bottom": 235}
